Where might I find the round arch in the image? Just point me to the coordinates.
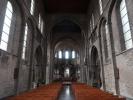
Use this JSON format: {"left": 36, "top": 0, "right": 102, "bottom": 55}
{"left": 90, "top": 46, "right": 102, "bottom": 88}
{"left": 47, "top": 17, "right": 86, "bottom": 38}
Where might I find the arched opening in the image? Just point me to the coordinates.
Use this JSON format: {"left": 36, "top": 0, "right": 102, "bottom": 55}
{"left": 53, "top": 39, "right": 80, "bottom": 82}
{"left": 90, "top": 46, "right": 102, "bottom": 88}
{"left": 101, "top": 19, "right": 110, "bottom": 60}
{"left": 33, "top": 46, "right": 43, "bottom": 87}
{"left": 51, "top": 19, "right": 83, "bottom": 82}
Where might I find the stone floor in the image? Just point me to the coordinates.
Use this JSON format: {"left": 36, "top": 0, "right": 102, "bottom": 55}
{"left": 57, "top": 84, "right": 75, "bottom": 100}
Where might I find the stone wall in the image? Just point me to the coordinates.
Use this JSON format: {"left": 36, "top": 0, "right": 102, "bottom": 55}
{"left": 0, "top": 0, "right": 47, "bottom": 99}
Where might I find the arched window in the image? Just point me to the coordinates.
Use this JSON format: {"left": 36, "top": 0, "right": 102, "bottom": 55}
{"left": 30, "top": 0, "right": 35, "bottom": 15}
{"left": 58, "top": 51, "right": 62, "bottom": 59}
{"left": 92, "top": 14, "right": 95, "bottom": 29}
{"left": 120, "top": 0, "right": 133, "bottom": 49}
{"left": 101, "top": 20, "right": 110, "bottom": 59}
{"left": 72, "top": 51, "right": 76, "bottom": 59}
{"left": 41, "top": 21, "right": 44, "bottom": 33}
{"left": 38, "top": 14, "right": 44, "bottom": 33}
{"left": 90, "top": 19, "right": 93, "bottom": 33}
{"left": 38, "top": 14, "right": 41, "bottom": 28}
{"left": 0, "top": 1, "right": 13, "bottom": 51}
{"left": 99, "top": 0, "right": 103, "bottom": 15}
{"left": 105, "top": 22, "right": 110, "bottom": 58}
{"left": 22, "top": 23, "right": 28, "bottom": 59}
{"left": 90, "top": 14, "right": 95, "bottom": 33}
{"left": 65, "top": 51, "right": 69, "bottom": 59}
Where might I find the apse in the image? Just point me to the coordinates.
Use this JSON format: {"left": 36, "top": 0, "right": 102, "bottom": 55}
{"left": 51, "top": 19, "right": 83, "bottom": 82}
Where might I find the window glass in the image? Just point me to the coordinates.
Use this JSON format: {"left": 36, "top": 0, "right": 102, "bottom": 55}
{"left": 120, "top": 0, "right": 133, "bottom": 49}
{"left": 104, "top": 22, "right": 110, "bottom": 59}
{"left": 120, "top": 7, "right": 127, "bottom": 17}
{"left": 122, "top": 14, "right": 128, "bottom": 25}
{"left": 99, "top": 0, "right": 103, "bottom": 14}
{"left": 38, "top": 14, "right": 44, "bottom": 33}
{"left": 124, "top": 31, "right": 131, "bottom": 41}
{"left": 30, "top": 0, "right": 34, "bottom": 15}
{"left": 125, "top": 39, "right": 133, "bottom": 49}
{"left": 0, "top": 2, "right": 13, "bottom": 51}
{"left": 72, "top": 51, "right": 76, "bottom": 59}
{"left": 41, "top": 22, "right": 44, "bottom": 33}
{"left": 1, "top": 32, "right": 8, "bottom": 42}
{"left": 90, "top": 20, "right": 92, "bottom": 33}
{"left": 105, "top": 22, "right": 110, "bottom": 46}
{"left": 38, "top": 14, "right": 41, "bottom": 28}
{"left": 123, "top": 23, "right": 130, "bottom": 33}
{"left": 65, "top": 51, "right": 69, "bottom": 59}
{"left": 58, "top": 51, "right": 62, "bottom": 59}
{"left": 22, "top": 24, "right": 28, "bottom": 59}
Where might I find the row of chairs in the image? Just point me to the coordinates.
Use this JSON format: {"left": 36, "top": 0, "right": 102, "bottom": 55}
{"left": 72, "top": 83, "right": 125, "bottom": 100}
{"left": 8, "top": 83, "right": 62, "bottom": 100}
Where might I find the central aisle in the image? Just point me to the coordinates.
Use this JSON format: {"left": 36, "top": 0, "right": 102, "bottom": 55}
{"left": 57, "top": 83, "right": 75, "bottom": 100}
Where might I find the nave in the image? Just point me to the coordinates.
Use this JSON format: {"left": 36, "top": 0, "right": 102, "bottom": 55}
{"left": 8, "top": 82, "right": 125, "bottom": 100}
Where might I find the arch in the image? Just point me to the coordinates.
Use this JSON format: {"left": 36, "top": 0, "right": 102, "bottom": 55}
{"left": 50, "top": 18, "right": 83, "bottom": 82}
{"left": 51, "top": 19, "right": 83, "bottom": 49}
{"left": 33, "top": 45, "right": 44, "bottom": 86}
{"left": 51, "top": 19, "right": 83, "bottom": 55}
{"left": 47, "top": 17, "right": 86, "bottom": 38}
{"left": 54, "top": 38, "right": 80, "bottom": 59}
{"left": 108, "top": 0, "right": 120, "bottom": 94}
{"left": 100, "top": 18, "right": 110, "bottom": 60}
{"left": 35, "top": 45, "right": 43, "bottom": 63}
{"left": 90, "top": 46, "right": 102, "bottom": 88}
{"left": 54, "top": 38, "right": 80, "bottom": 51}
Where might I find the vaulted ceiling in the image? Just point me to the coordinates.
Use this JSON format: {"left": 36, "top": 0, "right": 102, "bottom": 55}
{"left": 44, "top": 0, "right": 90, "bottom": 13}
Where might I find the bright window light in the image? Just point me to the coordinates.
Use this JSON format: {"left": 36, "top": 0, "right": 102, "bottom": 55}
{"left": 38, "top": 14, "right": 44, "bottom": 33}
{"left": 30, "top": 0, "right": 35, "bottom": 15}
{"left": 120, "top": 0, "right": 133, "bottom": 49}
{"left": 0, "top": 1, "right": 13, "bottom": 51}
{"left": 99, "top": 0, "right": 103, "bottom": 15}
{"left": 72, "top": 51, "right": 76, "bottom": 59}
{"left": 58, "top": 51, "right": 62, "bottom": 59}
{"left": 92, "top": 14, "right": 95, "bottom": 29}
{"left": 22, "top": 24, "right": 28, "bottom": 59}
{"left": 38, "top": 14, "right": 41, "bottom": 28}
{"left": 65, "top": 51, "right": 69, "bottom": 59}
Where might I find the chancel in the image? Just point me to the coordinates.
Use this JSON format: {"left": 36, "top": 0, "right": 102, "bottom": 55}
{"left": 0, "top": 0, "right": 133, "bottom": 100}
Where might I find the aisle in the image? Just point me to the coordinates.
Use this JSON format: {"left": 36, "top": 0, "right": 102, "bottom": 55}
{"left": 57, "top": 83, "right": 75, "bottom": 100}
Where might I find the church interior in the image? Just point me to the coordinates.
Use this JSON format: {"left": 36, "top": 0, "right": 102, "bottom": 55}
{"left": 0, "top": 0, "right": 133, "bottom": 100}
